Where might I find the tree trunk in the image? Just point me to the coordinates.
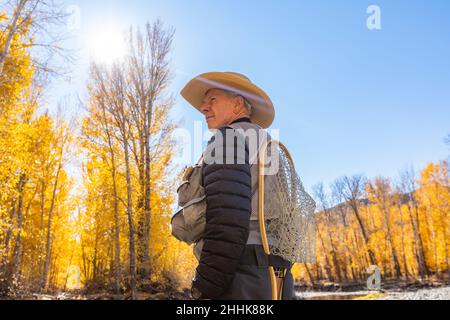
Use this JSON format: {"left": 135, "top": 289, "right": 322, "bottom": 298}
{"left": 350, "top": 202, "right": 376, "bottom": 265}
{"left": 397, "top": 203, "right": 411, "bottom": 280}
{"left": 0, "top": 0, "right": 27, "bottom": 74}
{"left": 110, "top": 144, "right": 122, "bottom": 293}
{"left": 142, "top": 101, "right": 153, "bottom": 281}
{"left": 102, "top": 102, "right": 122, "bottom": 294}
{"left": 384, "top": 209, "right": 402, "bottom": 278}
{"left": 10, "top": 177, "right": 38, "bottom": 289}
{"left": 0, "top": 198, "right": 16, "bottom": 291}
{"left": 304, "top": 263, "right": 315, "bottom": 287}
{"left": 8, "top": 174, "right": 27, "bottom": 289}
{"left": 37, "top": 180, "right": 46, "bottom": 290}
{"left": 41, "top": 162, "right": 62, "bottom": 291}
{"left": 317, "top": 230, "right": 332, "bottom": 282}
{"left": 407, "top": 201, "right": 429, "bottom": 278}
{"left": 123, "top": 136, "right": 136, "bottom": 299}
{"left": 324, "top": 211, "right": 342, "bottom": 282}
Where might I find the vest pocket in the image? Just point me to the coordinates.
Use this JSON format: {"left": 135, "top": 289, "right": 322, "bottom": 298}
{"left": 171, "top": 197, "right": 206, "bottom": 245}
{"left": 170, "top": 208, "right": 190, "bottom": 243}
{"left": 177, "top": 165, "right": 204, "bottom": 206}
{"left": 172, "top": 162, "right": 206, "bottom": 254}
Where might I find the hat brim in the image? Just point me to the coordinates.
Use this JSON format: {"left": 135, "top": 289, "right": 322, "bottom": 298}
{"left": 180, "top": 72, "right": 275, "bottom": 129}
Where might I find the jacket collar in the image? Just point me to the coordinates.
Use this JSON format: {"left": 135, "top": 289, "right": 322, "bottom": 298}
{"left": 230, "top": 117, "right": 251, "bottom": 125}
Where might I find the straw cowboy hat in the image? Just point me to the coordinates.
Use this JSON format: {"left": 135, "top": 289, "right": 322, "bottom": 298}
{"left": 181, "top": 72, "right": 275, "bottom": 129}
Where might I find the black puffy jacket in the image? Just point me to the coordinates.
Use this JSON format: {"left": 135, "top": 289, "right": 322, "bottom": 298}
{"left": 192, "top": 119, "right": 252, "bottom": 299}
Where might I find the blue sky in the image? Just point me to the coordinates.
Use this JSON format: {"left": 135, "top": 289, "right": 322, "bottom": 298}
{"left": 48, "top": 0, "right": 450, "bottom": 192}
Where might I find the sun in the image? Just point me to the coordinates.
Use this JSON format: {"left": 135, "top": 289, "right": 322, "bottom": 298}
{"left": 87, "top": 25, "right": 127, "bottom": 64}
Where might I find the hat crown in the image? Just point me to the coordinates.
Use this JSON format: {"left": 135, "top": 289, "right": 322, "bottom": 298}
{"left": 225, "top": 72, "right": 252, "bottom": 83}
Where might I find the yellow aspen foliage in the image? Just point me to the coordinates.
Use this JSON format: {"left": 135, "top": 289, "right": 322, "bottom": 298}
{"left": 416, "top": 162, "right": 449, "bottom": 274}
{"left": 294, "top": 164, "right": 449, "bottom": 286}
{"left": 0, "top": 12, "right": 33, "bottom": 110}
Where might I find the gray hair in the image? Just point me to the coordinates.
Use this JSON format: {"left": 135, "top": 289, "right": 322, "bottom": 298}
{"left": 221, "top": 89, "right": 253, "bottom": 116}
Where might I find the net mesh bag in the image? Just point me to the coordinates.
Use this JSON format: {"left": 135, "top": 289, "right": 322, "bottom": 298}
{"left": 262, "top": 141, "right": 317, "bottom": 263}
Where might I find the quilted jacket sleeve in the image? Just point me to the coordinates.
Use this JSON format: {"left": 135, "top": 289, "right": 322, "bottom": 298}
{"left": 192, "top": 127, "right": 251, "bottom": 299}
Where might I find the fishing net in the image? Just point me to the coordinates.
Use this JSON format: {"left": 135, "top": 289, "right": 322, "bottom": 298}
{"left": 261, "top": 141, "right": 317, "bottom": 264}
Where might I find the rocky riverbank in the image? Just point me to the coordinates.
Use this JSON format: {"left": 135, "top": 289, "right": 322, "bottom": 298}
{"left": 295, "top": 286, "right": 450, "bottom": 300}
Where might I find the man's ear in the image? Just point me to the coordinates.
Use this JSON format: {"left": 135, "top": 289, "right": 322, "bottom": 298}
{"left": 233, "top": 96, "right": 244, "bottom": 114}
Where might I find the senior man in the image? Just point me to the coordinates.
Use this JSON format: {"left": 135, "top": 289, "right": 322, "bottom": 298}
{"left": 180, "top": 72, "right": 294, "bottom": 300}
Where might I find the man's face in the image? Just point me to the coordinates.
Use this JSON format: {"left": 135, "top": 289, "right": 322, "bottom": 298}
{"left": 201, "top": 89, "right": 237, "bottom": 129}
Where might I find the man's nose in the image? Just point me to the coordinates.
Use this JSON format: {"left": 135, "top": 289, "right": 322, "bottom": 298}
{"left": 201, "top": 102, "right": 210, "bottom": 114}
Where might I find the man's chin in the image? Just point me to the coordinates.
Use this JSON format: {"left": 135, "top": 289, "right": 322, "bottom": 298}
{"left": 206, "top": 121, "right": 217, "bottom": 130}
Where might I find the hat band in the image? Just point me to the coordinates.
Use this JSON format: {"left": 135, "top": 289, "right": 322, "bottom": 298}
{"left": 198, "top": 76, "right": 267, "bottom": 105}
